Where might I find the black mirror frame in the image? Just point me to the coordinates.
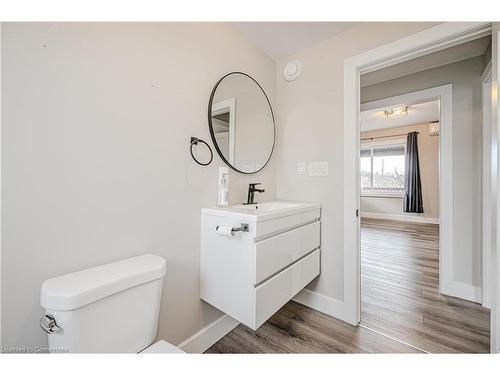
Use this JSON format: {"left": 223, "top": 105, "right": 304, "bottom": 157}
{"left": 207, "top": 72, "right": 276, "bottom": 175}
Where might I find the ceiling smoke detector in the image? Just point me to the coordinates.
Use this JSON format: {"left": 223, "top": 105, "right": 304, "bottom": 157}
{"left": 283, "top": 60, "right": 302, "bottom": 81}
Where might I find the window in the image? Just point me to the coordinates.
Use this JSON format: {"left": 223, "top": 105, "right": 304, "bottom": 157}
{"left": 361, "top": 143, "right": 406, "bottom": 196}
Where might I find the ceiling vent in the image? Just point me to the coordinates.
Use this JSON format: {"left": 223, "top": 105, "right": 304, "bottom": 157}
{"left": 283, "top": 60, "right": 302, "bottom": 81}
{"left": 429, "top": 121, "right": 440, "bottom": 136}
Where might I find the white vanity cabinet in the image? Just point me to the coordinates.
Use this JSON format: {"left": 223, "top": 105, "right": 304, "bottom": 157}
{"left": 200, "top": 201, "right": 320, "bottom": 330}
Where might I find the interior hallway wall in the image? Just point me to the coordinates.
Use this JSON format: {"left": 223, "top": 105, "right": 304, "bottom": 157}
{"left": 360, "top": 122, "right": 440, "bottom": 222}
{"left": 276, "top": 22, "right": 438, "bottom": 305}
{"left": 1, "top": 23, "right": 276, "bottom": 350}
{"left": 0, "top": 22, "right": 3, "bottom": 350}
{"left": 361, "top": 56, "right": 485, "bottom": 289}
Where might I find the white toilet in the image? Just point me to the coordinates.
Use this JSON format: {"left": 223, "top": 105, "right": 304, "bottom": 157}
{"left": 40, "top": 254, "right": 184, "bottom": 353}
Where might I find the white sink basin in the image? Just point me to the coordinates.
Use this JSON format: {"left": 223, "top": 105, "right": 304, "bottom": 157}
{"left": 201, "top": 200, "right": 320, "bottom": 221}
{"left": 231, "top": 201, "right": 301, "bottom": 211}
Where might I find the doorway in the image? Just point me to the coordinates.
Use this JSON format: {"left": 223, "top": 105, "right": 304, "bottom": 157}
{"left": 358, "top": 89, "right": 489, "bottom": 352}
{"left": 343, "top": 23, "right": 496, "bottom": 352}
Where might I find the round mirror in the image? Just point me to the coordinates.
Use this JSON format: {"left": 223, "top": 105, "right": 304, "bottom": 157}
{"left": 208, "top": 72, "right": 275, "bottom": 174}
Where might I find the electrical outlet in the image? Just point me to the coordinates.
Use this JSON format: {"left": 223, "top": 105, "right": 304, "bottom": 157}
{"left": 309, "top": 161, "right": 329, "bottom": 176}
{"left": 297, "top": 162, "right": 306, "bottom": 175}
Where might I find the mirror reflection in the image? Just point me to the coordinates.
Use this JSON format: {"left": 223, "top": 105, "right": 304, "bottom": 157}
{"left": 209, "top": 72, "right": 275, "bottom": 174}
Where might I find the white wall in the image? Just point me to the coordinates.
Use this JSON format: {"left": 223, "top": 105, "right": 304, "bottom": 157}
{"left": 276, "top": 22, "right": 438, "bottom": 304}
{"left": 360, "top": 123, "right": 440, "bottom": 222}
{"left": 361, "top": 56, "right": 485, "bottom": 288}
{"left": 1, "top": 23, "right": 276, "bottom": 350}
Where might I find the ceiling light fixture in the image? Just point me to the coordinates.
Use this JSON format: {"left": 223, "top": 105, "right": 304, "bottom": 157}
{"left": 384, "top": 106, "right": 408, "bottom": 119}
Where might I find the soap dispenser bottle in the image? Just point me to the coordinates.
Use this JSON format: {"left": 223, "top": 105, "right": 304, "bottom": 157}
{"left": 217, "top": 167, "right": 229, "bottom": 206}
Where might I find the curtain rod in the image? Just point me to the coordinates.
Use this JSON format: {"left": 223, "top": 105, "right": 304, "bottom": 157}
{"left": 361, "top": 132, "right": 419, "bottom": 141}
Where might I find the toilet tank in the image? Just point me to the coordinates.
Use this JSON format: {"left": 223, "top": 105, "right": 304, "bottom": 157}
{"left": 40, "top": 254, "right": 166, "bottom": 353}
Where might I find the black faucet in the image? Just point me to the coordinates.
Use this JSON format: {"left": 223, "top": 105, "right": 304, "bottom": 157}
{"left": 244, "top": 183, "right": 265, "bottom": 205}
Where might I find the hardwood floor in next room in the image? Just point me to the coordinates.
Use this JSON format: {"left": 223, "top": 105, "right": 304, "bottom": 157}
{"left": 361, "top": 218, "right": 490, "bottom": 353}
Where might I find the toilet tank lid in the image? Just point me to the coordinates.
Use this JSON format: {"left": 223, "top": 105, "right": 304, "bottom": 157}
{"left": 41, "top": 254, "right": 166, "bottom": 311}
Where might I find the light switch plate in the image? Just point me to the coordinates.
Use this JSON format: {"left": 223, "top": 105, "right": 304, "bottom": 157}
{"left": 309, "top": 161, "right": 329, "bottom": 176}
{"left": 319, "top": 161, "right": 329, "bottom": 176}
{"left": 297, "top": 162, "right": 306, "bottom": 175}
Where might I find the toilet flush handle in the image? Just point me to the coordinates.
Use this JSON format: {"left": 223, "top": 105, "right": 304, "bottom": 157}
{"left": 39, "top": 314, "right": 61, "bottom": 334}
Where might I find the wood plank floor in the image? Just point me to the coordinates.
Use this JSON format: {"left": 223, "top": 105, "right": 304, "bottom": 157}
{"left": 206, "top": 218, "right": 490, "bottom": 353}
{"left": 206, "top": 300, "right": 422, "bottom": 353}
{"left": 361, "top": 218, "right": 490, "bottom": 353}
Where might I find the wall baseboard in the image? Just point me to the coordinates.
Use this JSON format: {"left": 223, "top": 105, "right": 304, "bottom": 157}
{"left": 293, "top": 288, "right": 352, "bottom": 324}
{"left": 361, "top": 211, "right": 439, "bottom": 224}
{"left": 177, "top": 314, "right": 239, "bottom": 353}
{"left": 441, "top": 280, "right": 482, "bottom": 304}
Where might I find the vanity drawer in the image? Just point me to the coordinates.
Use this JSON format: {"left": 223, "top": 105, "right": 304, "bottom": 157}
{"left": 255, "top": 208, "right": 320, "bottom": 238}
{"left": 253, "top": 249, "right": 320, "bottom": 329}
{"left": 254, "top": 221, "right": 320, "bottom": 284}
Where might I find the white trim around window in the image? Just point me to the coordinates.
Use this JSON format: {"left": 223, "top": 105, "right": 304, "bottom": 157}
{"left": 360, "top": 141, "right": 406, "bottom": 198}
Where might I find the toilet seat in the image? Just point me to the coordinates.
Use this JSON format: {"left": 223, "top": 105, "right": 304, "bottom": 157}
{"left": 141, "top": 340, "right": 185, "bottom": 353}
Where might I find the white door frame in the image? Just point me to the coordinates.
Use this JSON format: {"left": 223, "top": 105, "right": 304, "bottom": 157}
{"left": 482, "top": 60, "right": 493, "bottom": 309}
{"left": 0, "top": 22, "right": 3, "bottom": 350}
{"left": 212, "top": 97, "right": 236, "bottom": 164}
{"left": 491, "top": 23, "right": 500, "bottom": 354}
{"left": 360, "top": 86, "right": 454, "bottom": 300}
{"left": 343, "top": 22, "right": 492, "bottom": 329}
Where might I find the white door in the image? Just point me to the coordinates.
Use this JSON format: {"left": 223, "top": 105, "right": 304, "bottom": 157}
{"left": 491, "top": 22, "right": 500, "bottom": 354}
{"left": 483, "top": 64, "right": 492, "bottom": 309}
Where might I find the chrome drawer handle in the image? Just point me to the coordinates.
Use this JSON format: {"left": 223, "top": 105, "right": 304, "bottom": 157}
{"left": 39, "top": 314, "right": 61, "bottom": 334}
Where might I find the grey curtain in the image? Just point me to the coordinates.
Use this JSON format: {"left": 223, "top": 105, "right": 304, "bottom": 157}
{"left": 403, "top": 131, "right": 423, "bottom": 213}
